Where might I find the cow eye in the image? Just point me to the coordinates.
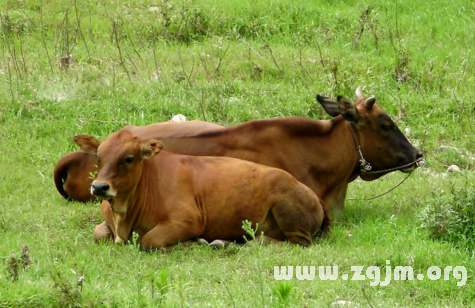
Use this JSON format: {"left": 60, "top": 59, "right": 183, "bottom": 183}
{"left": 125, "top": 156, "right": 134, "bottom": 163}
{"left": 381, "top": 124, "right": 392, "bottom": 131}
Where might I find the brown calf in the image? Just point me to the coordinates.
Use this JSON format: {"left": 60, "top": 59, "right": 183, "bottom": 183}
{"left": 74, "top": 130, "right": 330, "bottom": 249}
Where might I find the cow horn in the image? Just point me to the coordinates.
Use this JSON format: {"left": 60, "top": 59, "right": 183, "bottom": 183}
{"left": 364, "top": 97, "right": 376, "bottom": 110}
{"left": 355, "top": 86, "right": 363, "bottom": 99}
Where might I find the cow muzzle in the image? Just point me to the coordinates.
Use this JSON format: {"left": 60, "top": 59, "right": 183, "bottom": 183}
{"left": 401, "top": 153, "right": 425, "bottom": 173}
{"left": 91, "top": 182, "right": 116, "bottom": 199}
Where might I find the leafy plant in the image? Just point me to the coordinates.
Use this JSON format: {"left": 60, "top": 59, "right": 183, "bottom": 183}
{"left": 272, "top": 280, "right": 293, "bottom": 308}
{"left": 148, "top": 268, "right": 170, "bottom": 306}
{"left": 418, "top": 181, "right": 475, "bottom": 251}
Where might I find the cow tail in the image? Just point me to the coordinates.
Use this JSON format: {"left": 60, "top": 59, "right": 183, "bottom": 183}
{"left": 53, "top": 156, "right": 70, "bottom": 200}
{"left": 318, "top": 197, "right": 332, "bottom": 234}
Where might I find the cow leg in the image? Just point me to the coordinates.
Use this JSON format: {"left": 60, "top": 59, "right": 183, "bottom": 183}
{"left": 93, "top": 221, "right": 114, "bottom": 243}
{"left": 140, "top": 221, "right": 203, "bottom": 250}
{"left": 324, "top": 183, "right": 348, "bottom": 219}
{"left": 269, "top": 195, "right": 323, "bottom": 247}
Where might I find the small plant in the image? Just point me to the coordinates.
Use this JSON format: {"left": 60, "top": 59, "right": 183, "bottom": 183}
{"left": 5, "top": 244, "right": 32, "bottom": 282}
{"left": 272, "top": 280, "right": 293, "bottom": 307}
{"left": 50, "top": 268, "right": 82, "bottom": 306}
{"left": 418, "top": 182, "right": 475, "bottom": 251}
{"left": 6, "top": 254, "right": 19, "bottom": 282}
{"left": 128, "top": 231, "right": 141, "bottom": 252}
{"left": 88, "top": 165, "right": 98, "bottom": 180}
{"left": 242, "top": 219, "right": 258, "bottom": 242}
{"left": 241, "top": 220, "right": 266, "bottom": 306}
{"left": 148, "top": 268, "right": 170, "bottom": 306}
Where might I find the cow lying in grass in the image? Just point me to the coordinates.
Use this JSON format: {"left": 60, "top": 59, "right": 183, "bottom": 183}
{"left": 74, "top": 129, "right": 331, "bottom": 249}
{"left": 58, "top": 87, "right": 423, "bottom": 215}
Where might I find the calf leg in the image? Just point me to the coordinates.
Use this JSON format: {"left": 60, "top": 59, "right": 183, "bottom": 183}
{"left": 141, "top": 221, "right": 203, "bottom": 250}
{"left": 93, "top": 221, "right": 114, "bottom": 243}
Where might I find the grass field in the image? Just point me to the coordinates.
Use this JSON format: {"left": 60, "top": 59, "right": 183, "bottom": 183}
{"left": 1, "top": 0, "right": 474, "bottom": 306}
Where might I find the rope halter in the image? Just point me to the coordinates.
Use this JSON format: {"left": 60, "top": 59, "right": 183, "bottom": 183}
{"left": 347, "top": 123, "right": 425, "bottom": 176}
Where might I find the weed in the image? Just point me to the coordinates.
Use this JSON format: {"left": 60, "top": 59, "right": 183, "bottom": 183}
{"left": 0, "top": 0, "right": 474, "bottom": 306}
{"left": 6, "top": 254, "right": 19, "bottom": 282}
{"left": 5, "top": 244, "right": 32, "bottom": 282}
{"left": 418, "top": 181, "right": 475, "bottom": 252}
{"left": 148, "top": 268, "right": 170, "bottom": 306}
{"left": 272, "top": 280, "right": 293, "bottom": 307}
{"left": 50, "top": 268, "right": 82, "bottom": 306}
{"left": 242, "top": 219, "right": 258, "bottom": 242}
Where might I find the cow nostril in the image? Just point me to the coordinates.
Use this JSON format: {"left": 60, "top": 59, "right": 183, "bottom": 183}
{"left": 416, "top": 152, "right": 424, "bottom": 159}
{"left": 93, "top": 183, "right": 110, "bottom": 192}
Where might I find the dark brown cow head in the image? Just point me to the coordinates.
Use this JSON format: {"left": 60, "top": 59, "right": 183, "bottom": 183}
{"left": 317, "top": 86, "right": 423, "bottom": 180}
{"left": 74, "top": 131, "right": 163, "bottom": 213}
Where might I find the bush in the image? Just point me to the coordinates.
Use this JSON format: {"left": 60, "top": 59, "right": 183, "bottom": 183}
{"left": 418, "top": 182, "right": 475, "bottom": 252}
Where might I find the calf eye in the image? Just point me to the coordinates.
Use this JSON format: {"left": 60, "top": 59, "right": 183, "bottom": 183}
{"left": 125, "top": 156, "right": 134, "bottom": 163}
{"left": 381, "top": 124, "right": 392, "bottom": 131}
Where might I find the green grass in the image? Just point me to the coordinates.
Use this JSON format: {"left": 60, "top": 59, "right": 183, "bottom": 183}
{"left": 1, "top": 0, "right": 474, "bottom": 306}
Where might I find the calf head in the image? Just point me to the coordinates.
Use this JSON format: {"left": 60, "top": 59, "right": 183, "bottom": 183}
{"left": 74, "top": 130, "right": 163, "bottom": 212}
{"left": 317, "top": 86, "right": 423, "bottom": 180}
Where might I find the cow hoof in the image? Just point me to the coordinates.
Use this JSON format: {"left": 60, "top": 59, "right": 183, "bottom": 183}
{"left": 196, "top": 238, "right": 209, "bottom": 246}
{"left": 208, "top": 240, "right": 228, "bottom": 249}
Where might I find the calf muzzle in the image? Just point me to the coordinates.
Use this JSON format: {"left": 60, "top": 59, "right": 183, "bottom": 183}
{"left": 91, "top": 182, "right": 112, "bottom": 198}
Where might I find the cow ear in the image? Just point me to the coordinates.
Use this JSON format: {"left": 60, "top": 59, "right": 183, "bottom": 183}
{"left": 141, "top": 139, "right": 163, "bottom": 159}
{"left": 316, "top": 95, "right": 341, "bottom": 117}
{"left": 337, "top": 96, "right": 361, "bottom": 123}
{"left": 74, "top": 134, "right": 101, "bottom": 154}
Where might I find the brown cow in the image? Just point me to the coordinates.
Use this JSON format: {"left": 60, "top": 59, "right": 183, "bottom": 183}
{"left": 74, "top": 130, "right": 331, "bottom": 249}
{"left": 57, "top": 87, "right": 423, "bottom": 214}
{"left": 54, "top": 120, "right": 224, "bottom": 202}
{"left": 159, "top": 87, "right": 423, "bottom": 214}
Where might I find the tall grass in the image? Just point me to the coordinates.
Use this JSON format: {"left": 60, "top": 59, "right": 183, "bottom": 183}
{"left": 0, "top": 0, "right": 474, "bottom": 306}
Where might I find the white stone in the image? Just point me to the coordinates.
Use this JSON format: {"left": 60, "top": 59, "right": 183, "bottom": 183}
{"left": 438, "top": 146, "right": 459, "bottom": 152}
{"left": 447, "top": 165, "right": 461, "bottom": 173}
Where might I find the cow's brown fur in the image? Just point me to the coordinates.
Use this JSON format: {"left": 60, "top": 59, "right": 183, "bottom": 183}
{"left": 56, "top": 89, "right": 422, "bottom": 214}
{"left": 54, "top": 121, "right": 224, "bottom": 202}
{"left": 159, "top": 92, "right": 422, "bottom": 214}
{"left": 75, "top": 130, "right": 330, "bottom": 249}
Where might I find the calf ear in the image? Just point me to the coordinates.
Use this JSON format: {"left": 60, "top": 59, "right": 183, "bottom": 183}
{"left": 337, "top": 96, "right": 361, "bottom": 123}
{"left": 316, "top": 95, "right": 341, "bottom": 117}
{"left": 74, "top": 134, "right": 101, "bottom": 154}
{"left": 141, "top": 139, "right": 163, "bottom": 159}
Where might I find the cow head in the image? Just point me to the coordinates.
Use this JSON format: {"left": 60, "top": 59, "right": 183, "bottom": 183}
{"left": 316, "top": 86, "right": 423, "bottom": 180}
{"left": 74, "top": 130, "right": 163, "bottom": 212}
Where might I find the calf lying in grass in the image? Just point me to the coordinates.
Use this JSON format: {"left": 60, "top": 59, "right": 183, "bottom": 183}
{"left": 74, "top": 129, "right": 331, "bottom": 249}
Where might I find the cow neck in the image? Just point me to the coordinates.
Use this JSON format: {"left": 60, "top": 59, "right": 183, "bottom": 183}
{"left": 308, "top": 117, "right": 361, "bottom": 186}
{"left": 126, "top": 158, "right": 163, "bottom": 232}
{"left": 108, "top": 166, "right": 146, "bottom": 244}
{"left": 298, "top": 117, "right": 360, "bottom": 215}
